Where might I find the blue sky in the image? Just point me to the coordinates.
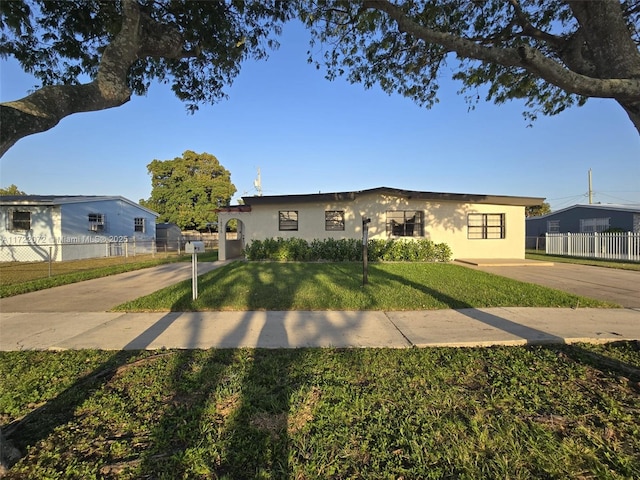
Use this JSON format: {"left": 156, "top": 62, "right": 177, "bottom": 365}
{"left": 1, "top": 20, "right": 639, "bottom": 211}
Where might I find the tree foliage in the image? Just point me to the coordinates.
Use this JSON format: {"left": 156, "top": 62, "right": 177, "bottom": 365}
{"left": 299, "top": 0, "right": 640, "bottom": 133}
{"left": 526, "top": 202, "right": 552, "bottom": 217}
{"left": 140, "top": 150, "right": 236, "bottom": 231}
{"left": 0, "top": 0, "right": 293, "bottom": 156}
{"left": 0, "top": 184, "right": 26, "bottom": 195}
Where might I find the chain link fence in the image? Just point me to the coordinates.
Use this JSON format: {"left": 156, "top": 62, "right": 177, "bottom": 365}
{"left": 525, "top": 236, "right": 546, "bottom": 251}
{"left": 0, "top": 239, "right": 187, "bottom": 286}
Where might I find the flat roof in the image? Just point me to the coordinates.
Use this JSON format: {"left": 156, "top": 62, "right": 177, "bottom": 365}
{"left": 242, "top": 186, "right": 545, "bottom": 207}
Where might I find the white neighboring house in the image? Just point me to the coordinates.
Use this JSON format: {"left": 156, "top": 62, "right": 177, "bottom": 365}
{"left": 217, "top": 187, "right": 545, "bottom": 261}
{"left": 0, "top": 195, "right": 158, "bottom": 262}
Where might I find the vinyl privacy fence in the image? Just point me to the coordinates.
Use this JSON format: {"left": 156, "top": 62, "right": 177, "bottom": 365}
{"left": 546, "top": 232, "right": 640, "bottom": 261}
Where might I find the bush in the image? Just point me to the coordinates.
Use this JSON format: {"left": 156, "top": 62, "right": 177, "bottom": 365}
{"left": 243, "top": 238, "right": 452, "bottom": 262}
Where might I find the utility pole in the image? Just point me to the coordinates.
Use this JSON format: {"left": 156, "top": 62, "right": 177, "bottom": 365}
{"left": 254, "top": 167, "right": 263, "bottom": 196}
{"left": 588, "top": 168, "right": 593, "bottom": 204}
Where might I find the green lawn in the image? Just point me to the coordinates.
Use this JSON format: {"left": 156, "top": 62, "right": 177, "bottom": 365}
{"left": 115, "top": 261, "right": 617, "bottom": 311}
{"left": 1, "top": 344, "right": 639, "bottom": 479}
{"left": 0, "top": 251, "right": 219, "bottom": 298}
{"left": 526, "top": 251, "right": 640, "bottom": 271}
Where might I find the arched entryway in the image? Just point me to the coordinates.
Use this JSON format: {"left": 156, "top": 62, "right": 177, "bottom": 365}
{"left": 217, "top": 206, "right": 251, "bottom": 261}
{"left": 222, "top": 217, "right": 245, "bottom": 260}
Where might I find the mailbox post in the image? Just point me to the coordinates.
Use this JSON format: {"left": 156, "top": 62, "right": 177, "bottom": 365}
{"left": 362, "top": 217, "right": 371, "bottom": 286}
{"left": 185, "top": 241, "right": 205, "bottom": 300}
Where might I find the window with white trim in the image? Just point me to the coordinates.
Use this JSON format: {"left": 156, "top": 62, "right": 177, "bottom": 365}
{"left": 468, "top": 213, "right": 505, "bottom": 239}
{"left": 386, "top": 211, "right": 424, "bottom": 237}
{"left": 88, "top": 213, "right": 105, "bottom": 232}
{"left": 11, "top": 211, "right": 31, "bottom": 230}
{"left": 134, "top": 217, "right": 145, "bottom": 233}
{"left": 325, "top": 210, "right": 345, "bottom": 231}
{"left": 580, "top": 217, "right": 610, "bottom": 233}
{"left": 279, "top": 211, "right": 298, "bottom": 231}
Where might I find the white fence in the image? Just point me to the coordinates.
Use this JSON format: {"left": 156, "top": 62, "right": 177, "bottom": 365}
{"left": 546, "top": 232, "right": 640, "bottom": 262}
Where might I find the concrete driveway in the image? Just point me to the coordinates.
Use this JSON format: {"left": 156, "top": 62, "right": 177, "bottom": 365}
{"left": 0, "top": 261, "right": 228, "bottom": 312}
{"left": 458, "top": 260, "right": 640, "bottom": 308}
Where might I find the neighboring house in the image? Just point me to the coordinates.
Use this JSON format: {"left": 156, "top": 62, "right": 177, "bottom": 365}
{"left": 526, "top": 204, "right": 640, "bottom": 237}
{"left": 0, "top": 195, "right": 158, "bottom": 262}
{"left": 217, "top": 187, "right": 544, "bottom": 261}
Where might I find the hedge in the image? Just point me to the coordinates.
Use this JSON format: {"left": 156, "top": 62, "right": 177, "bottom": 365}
{"left": 243, "top": 238, "right": 452, "bottom": 262}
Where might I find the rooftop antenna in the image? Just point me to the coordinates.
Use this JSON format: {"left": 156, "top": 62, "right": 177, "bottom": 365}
{"left": 253, "top": 167, "right": 262, "bottom": 196}
{"left": 588, "top": 168, "right": 593, "bottom": 204}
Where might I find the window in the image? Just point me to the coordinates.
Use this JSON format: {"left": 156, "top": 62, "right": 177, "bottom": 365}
{"left": 325, "top": 210, "right": 345, "bottom": 231}
{"left": 386, "top": 211, "right": 424, "bottom": 237}
{"left": 88, "top": 213, "right": 105, "bottom": 232}
{"left": 279, "top": 210, "right": 298, "bottom": 231}
{"left": 547, "top": 220, "right": 560, "bottom": 233}
{"left": 134, "top": 217, "right": 145, "bottom": 233}
{"left": 468, "top": 213, "right": 505, "bottom": 239}
{"left": 580, "top": 217, "right": 610, "bottom": 233}
{"left": 12, "top": 211, "right": 31, "bottom": 230}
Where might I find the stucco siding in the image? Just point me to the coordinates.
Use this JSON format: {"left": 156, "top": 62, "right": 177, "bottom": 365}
{"left": 219, "top": 192, "right": 526, "bottom": 260}
{"left": 0, "top": 205, "right": 62, "bottom": 261}
{"left": 1, "top": 197, "right": 158, "bottom": 262}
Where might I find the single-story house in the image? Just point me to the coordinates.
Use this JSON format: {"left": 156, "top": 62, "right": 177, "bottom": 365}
{"left": 526, "top": 204, "right": 640, "bottom": 237}
{"left": 0, "top": 195, "right": 158, "bottom": 262}
{"left": 217, "top": 187, "right": 544, "bottom": 261}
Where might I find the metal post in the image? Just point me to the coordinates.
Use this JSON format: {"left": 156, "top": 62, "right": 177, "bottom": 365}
{"left": 362, "top": 217, "right": 371, "bottom": 286}
{"left": 49, "top": 246, "right": 53, "bottom": 277}
{"left": 192, "top": 252, "right": 198, "bottom": 300}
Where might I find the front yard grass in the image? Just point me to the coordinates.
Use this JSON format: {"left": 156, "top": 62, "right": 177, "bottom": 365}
{"left": 115, "top": 261, "right": 617, "bottom": 311}
{"left": 526, "top": 251, "right": 640, "bottom": 271}
{"left": 1, "top": 344, "right": 639, "bottom": 479}
{"left": 0, "top": 251, "right": 219, "bottom": 298}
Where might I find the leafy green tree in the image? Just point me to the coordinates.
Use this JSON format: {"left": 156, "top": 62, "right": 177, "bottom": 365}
{"left": 140, "top": 150, "right": 236, "bottom": 230}
{"left": 0, "top": 0, "right": 293, "bottom": 156}
{"left": 300, "top": 0, "right": 640, "bottom": 133}
{"left": 526, "top": 202, "right": 552, "bottom": 217}
{"left": 0, "top": 184, "right": 26, "bottom": 195}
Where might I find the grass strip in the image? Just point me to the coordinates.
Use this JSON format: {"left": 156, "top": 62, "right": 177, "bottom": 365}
{"left": 1, "top": 343, "right": 639, "bottom": 479}
{"left": 114, "top": 261, "right": 617, "bottom": 311}
{"left": 526, "top": 251, "right": 640, "bottom": 271}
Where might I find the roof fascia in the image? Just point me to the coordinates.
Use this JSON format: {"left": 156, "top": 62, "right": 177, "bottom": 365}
{"left": 242, "top": 187, "right": 544, "bottom": 207}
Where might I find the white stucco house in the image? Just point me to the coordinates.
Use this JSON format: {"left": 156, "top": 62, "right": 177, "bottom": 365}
{"left": 216, "top": 187, "right": 545, "bottom": 261}
{"left": 0, "top": 195, "right": 158, "bottom": 262}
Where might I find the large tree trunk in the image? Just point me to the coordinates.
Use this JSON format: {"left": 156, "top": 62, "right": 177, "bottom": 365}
{"left": 619, "top": 101, "right": 640, "bottom": 136}
{"left": 364, "top": 0, "right": 640, "bottom": 134}
{"left": 0, "top": 0, "right": 187, "bottom": 157}
{"left": 568, "top": 0, "right": 640, "bottom": 135}
{"left": 0, "top": 84, "right": 130, "bottom": 157}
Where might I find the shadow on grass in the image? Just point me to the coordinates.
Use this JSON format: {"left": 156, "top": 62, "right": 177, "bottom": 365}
{"left": 371, "top": 264, "right": 567, "bottom": 344}
{"left": 131, "top": 261, "right": 308, "bottom": 477}
{"left": 2, "top": 350, "right": 141, "bottom": 459}
{"left": 3, "top": 260, "right": 639, "bottom": 477}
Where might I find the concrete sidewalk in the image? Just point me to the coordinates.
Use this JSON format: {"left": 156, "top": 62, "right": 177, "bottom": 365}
{"left": 1, "top": 308, "right": 639, "bottom": 351}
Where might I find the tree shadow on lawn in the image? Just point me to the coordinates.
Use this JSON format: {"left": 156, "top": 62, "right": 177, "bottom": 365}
{"left": 4, "top": 261, "right": 638, "bottom": 476}
{"left": 2, "top": 350, "right": 141, "bottom": 458}
{"left": 371, "top": 264, "right": 640, "bottom": 384}
{"left": 370, "top": 264, "right": 567, "bottom": 344}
